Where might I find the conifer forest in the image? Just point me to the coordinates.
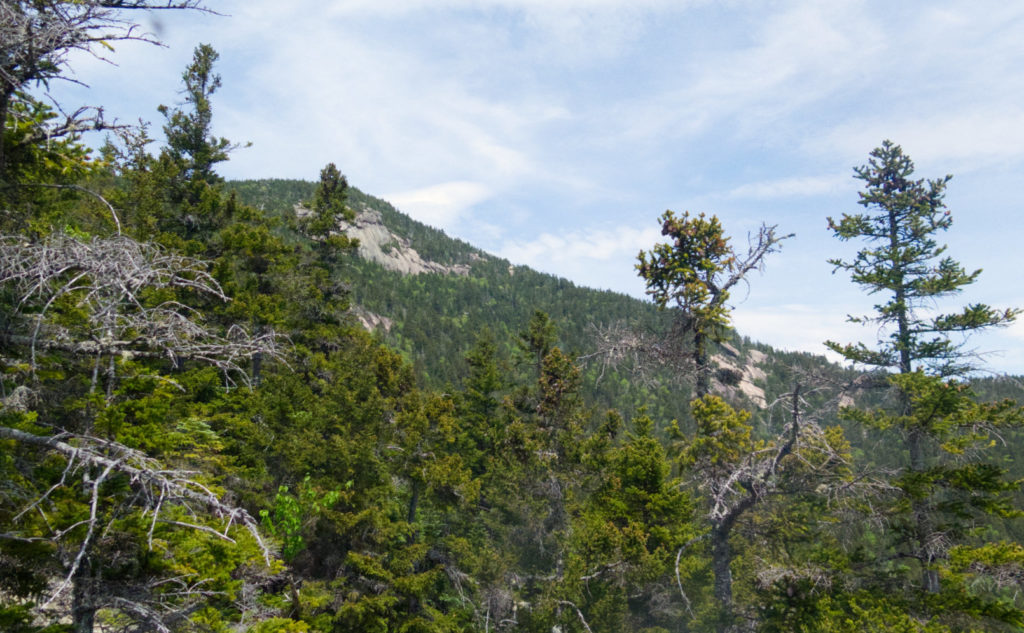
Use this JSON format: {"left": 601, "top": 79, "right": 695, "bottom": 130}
{"left": 2, "top": 3, "right": 1023, "bottom": 632}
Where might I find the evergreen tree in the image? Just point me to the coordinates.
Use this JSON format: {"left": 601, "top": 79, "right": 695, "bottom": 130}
{"left": 826, "top": 140, "right": 1024, "bottom": 628}
{"left": 827, "top": 139, "right": 1017, "bottom": 377}
{"left": 304, "top": 162, "right": 353, "bottom": 241}
{"left": 637, "top": 210, "right": 788, "bottom": 397}
{"left": 158, "top": 44, "right": 242, "bottom": 237}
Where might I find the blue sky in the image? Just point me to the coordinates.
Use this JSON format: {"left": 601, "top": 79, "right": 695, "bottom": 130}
{"left": 52, "top": 1, "right": 1024, "bottom": 373}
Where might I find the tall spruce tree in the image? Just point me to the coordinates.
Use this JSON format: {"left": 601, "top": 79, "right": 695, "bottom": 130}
{"left": 827, "top": 141, "right": 1023, "bottom": 627}
{"left": 157, "top": 44, "right": 243, "bottom": 238}
{"left": 827, "top": 139, "right": 1017, "bottom": 377}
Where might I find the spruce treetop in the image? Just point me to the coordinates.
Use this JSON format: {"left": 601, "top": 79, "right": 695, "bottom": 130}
{"left": 826, "top": 140, "right": 1018, "bottom": 376}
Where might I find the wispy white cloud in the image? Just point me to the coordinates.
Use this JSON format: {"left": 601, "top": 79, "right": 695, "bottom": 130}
{"left": 497, "top": 224, "right": 661, "bottom": 293}
{"left": 43, "top": 0, "right": 1024, "bottom": 371}
{"left": 731, "top": 303, "right": 864, "bottom": 362}
{"left": 384, "top": 181, "right": 492, "bottom": 231}
{"left": 500, "top": 225, "right": 660, "bottom": 265}
{"left": 725, "top": 174, "right": 852, "bottom": 200}
{"left": 810, "top": 106, "right": 1024, "bottom": 171}
{"left": 732, "top": 302, "right": 1024, "bottom": 375}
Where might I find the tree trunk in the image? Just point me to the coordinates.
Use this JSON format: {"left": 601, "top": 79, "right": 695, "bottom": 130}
{"left": 889, "top": 205, "right": 940, "bottom": 593}
{"left": 71, "top": 557, "right": 96, "bottom": 633}
{"left": 710, "top": 526, "right": 734, "bottom": 633}
{"left": 694, "top": 331, "right": 710, "bottom": 399}
{"left": 0, "top": 97, "right": 8, "bottom": 181}
{"left": 407, "top": 477, "right": 419, "bottom": 528}
{"left": 908, "top": 426, "right": 940, "bottom": 593}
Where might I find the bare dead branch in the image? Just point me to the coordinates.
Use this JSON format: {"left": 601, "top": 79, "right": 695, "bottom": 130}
{"left": 674, "top": 534, "right": 707, "bottom": 619}
{"left": 718, "top": 225, "right": 794, "bottom": 301}
{"left": 0, "top": 1, "right": 213, "bottom": 94}
{"left": 0, "top": 232, "right": 286, "bottom": 384}
{"left": 0, "top": 425, "right": 272, "bottom": 578}
{"left": 557, "top": 600, "right": 595, "bottom": 633}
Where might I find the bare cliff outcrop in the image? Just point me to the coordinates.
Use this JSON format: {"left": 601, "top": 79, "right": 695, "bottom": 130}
{"left": 337, "top": 205, "right": 471, "bottom": 276}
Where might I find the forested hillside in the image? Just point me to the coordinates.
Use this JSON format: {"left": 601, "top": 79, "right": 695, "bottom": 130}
{"left": 229, "top": 178, "right": 863, "bottom": 427}
{"left": 3, "top": 4, "right": 1024, "bottom": 633}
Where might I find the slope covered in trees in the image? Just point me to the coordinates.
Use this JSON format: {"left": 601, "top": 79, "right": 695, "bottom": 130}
{"left": 2, "top": 4, "right": 1023, "bottom": 632}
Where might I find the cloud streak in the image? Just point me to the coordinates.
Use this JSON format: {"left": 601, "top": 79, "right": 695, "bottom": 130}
{"left": 384, "top": 181, "right": 493, "bottom": 231}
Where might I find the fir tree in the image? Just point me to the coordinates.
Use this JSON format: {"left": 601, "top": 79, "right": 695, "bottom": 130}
{"left": 826, "top": 140, "right": 1023, "bottom": 628}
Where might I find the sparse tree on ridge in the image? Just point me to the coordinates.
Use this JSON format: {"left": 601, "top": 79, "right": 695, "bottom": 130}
{"left": 635, "top": 210, "right": 790, "bottom": 397}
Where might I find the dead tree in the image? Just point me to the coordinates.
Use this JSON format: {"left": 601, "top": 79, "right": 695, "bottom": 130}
{"left": 674, "top": 380, "right": 855, "bottom": 633}
{"left": 0, "top": 231, "right": 281, "bottom": 632}
{"left": 0, "top": 232, "right": 282, "bottom": 387}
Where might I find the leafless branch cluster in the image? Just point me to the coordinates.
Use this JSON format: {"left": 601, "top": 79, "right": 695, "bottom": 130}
{"left": 0, "top": 1, "right": 214, "bottom": 175}
{"left": 754, "top": 563, "right": 833, "bottom": 592}
{"left": 0, "top": 232, "right": 283, "bottom": 385}
{"left": 717, "top": 224, "right": 793, "bottom": 305}
{"left": 582, "top": 317, "right": 695, "bottom": 386}
{"left": 0, "top": 424, "right": 271, "bottom": 624}
{"left": 0, "top": 0, "right": 210, "bottom": 94}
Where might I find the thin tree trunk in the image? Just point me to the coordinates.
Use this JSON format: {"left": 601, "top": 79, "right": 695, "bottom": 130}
{"left": 889, "top": 206, "right": 940, "bottom": 593}
{"left": 407, "top": 480, "right": 421, "bottom": 534}
{"left": 694, "top": 330, "right": 710, "bottom": 399}
{"left": 710, "top": 526, "right": 734, "bottom": 633}
{"left": 71, "top": 556, "right": 96, "bottom": 633}
{"left": 0, "top": 92, "right": 12, "bottom": 184}
{"left": 908, "top": 427, "right": 940, "bottom": 593}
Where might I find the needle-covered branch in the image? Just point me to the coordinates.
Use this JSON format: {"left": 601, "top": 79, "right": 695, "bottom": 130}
{"left": 0, "top": 423, "right": 272, "bottom": 624}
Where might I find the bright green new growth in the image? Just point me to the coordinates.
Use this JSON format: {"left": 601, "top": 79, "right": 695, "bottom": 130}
{"left": 637, "top": 210, "right": 735, "bottom": 339}
{"left": 260, "top": 476, "right": 343, "bottom": 561}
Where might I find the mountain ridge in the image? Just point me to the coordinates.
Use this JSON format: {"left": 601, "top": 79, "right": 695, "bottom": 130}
{"left": 227, "top": 178, "right": 1021, "bottom": 416}
{"left": 227, "top": 178, "right": 853, "bottom": 422}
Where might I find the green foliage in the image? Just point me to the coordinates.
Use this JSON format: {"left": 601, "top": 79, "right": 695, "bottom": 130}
{"left": 637, "top": 210, "right": 735, "bottom": 337}
{"left": 5, "top": 20, "right": 1024, "bottom": 633}
{"left": 260, "top": 476, "right": 342, "bottom": 561}
{"left": 159, "top": 44, "right": 234, "bottom": 197}
{"left": 681, "top": 395, "right": 754, "bottom": 473}
{"left": 825, "top": 142, "right": 1024, "bottom": 629}
{"left": 303, "top": 162, "right": 354, "bottom": 240}
{"left": 826, "top": 140, "right": 1019, "bottom": 376}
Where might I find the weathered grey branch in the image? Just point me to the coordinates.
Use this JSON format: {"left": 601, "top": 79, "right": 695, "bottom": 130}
{"left": 718, "top": 224, "right": 794, "bottom": 300}
{"left": 0, "top": 233, "right": 285, "bottom": 385}
{"left": 674, "top": 534, "right": 707, "bottom": 619}
{"left": 557, "top": 600, "right": 594, "bottom": 633}
{"left": 0, "top": 422, "right": 272, "bottom": 627}
{"left": 0, "top": 425, "right": 271, "bottom": 563}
